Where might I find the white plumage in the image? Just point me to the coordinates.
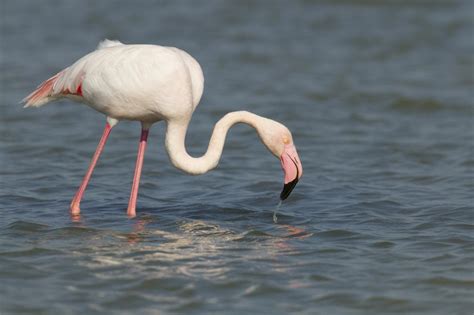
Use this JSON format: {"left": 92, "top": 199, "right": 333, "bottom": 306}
{"left": 26, "top": 40, "right": 203, "bottom": 121}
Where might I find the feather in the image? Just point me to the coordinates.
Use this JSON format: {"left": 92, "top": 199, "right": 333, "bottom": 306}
{"left": 97, "top": 39, "right": 124, "bottom": 50}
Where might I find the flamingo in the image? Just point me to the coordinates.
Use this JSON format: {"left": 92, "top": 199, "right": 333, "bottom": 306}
{"left": 23, "top": 40, "right": 303, "bottom": 218}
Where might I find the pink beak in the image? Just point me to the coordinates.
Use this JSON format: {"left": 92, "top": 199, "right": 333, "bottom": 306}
{"left": 280, "top": 144, "right": 303, "bottom": 200}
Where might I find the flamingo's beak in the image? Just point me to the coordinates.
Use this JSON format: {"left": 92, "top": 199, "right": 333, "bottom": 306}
{"left": 280, "top": 144, "right": 303, "bottom": 200}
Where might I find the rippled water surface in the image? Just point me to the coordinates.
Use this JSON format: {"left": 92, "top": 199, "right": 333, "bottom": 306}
{"left": 1, "top": 1, "right": 473, "bottom": 314}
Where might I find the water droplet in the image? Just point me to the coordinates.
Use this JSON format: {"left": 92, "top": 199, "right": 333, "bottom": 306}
{"left": 273, "top": 200, "right": 282, "bottom": 223}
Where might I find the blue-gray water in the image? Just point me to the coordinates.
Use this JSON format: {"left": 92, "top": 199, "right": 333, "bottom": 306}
{"left": 1, "top": 1, "right": 473, "bottom": 314}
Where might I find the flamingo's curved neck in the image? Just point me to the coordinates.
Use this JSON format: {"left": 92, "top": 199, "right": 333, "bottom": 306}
{"left": 165, "top": 111, "right": 261, "bottom": 175}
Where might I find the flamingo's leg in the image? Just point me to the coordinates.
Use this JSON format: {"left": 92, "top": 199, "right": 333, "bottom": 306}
{"left": 127, "top": 123, "right": 151, "bottom": 218}
{"left": 70, "top": 117, "right": 118, "bottom": 215}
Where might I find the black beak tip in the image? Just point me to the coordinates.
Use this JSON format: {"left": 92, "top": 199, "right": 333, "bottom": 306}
{"left": 280, "top": 177, "right": 299, "bottom": 200}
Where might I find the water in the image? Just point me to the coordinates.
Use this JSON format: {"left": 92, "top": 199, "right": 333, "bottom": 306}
{"left": 1, "top": 0, "right": 473, "bottom": 314}
{"left": 274, "top": 200, "right": 283, "bottom": 223}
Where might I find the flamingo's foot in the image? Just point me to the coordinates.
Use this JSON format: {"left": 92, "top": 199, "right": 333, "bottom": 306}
{"left": 127, "top": 207, "right": 136, "bottom": 218}
{"left": 70, "top": 202, "right": 81, "bottom": 216}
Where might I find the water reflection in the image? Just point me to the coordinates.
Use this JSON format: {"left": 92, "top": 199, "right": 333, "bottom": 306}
{"left": 279, "top": 224, "right": 312, "bottom": 239}
{"left": 72, "top": 213, "right": 314, "bottom": 285}
{"left": 70, "top": 213, "right": 81, "bottom": 223}
{"left": 127, "top": 217, "right": 150, "bottom": 245}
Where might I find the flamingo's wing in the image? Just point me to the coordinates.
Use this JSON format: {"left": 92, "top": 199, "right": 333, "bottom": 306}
{"left": 23, "top": 39, "right": 125, "bottom": 108}
{"left": 22, "top": 66, "right": 81, "bottom": 108}
{"left": 22, "top": 69, "right": 67, "bottom": 107}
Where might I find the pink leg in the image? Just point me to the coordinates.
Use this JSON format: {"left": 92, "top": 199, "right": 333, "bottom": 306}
{"left": 127, "top": 126, "right": 150, "bottom": 217}
{"left": 70, "top": 122, "right": 113, "bottom": 215}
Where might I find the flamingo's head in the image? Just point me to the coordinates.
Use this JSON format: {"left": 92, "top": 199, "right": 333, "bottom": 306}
{"left": 257, "top": 118, "right": 303, "bottom": 200}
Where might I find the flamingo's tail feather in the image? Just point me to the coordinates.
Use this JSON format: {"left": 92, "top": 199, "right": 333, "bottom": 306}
{"left": 22, "top": 71, "right": 63, "bottom": 108}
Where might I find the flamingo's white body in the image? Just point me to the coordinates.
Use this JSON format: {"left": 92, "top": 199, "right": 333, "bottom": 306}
{"left": 24, "top": 40, "right": 303, "bottom": 217}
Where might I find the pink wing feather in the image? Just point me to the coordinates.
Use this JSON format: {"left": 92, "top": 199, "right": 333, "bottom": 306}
{"left": 23, "top": 70, "right": 63, "bottom": 107}
{"left": 23, "top": 67, "right": 85, "bottom": 108}
{"left": 23, "top": 68, "right": 83, "bottom": 107}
